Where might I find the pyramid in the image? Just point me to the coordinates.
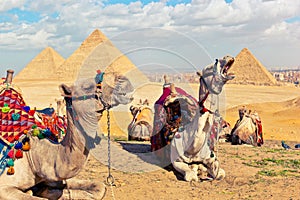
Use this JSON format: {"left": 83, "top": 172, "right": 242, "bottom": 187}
{"left": 14, "top": 47, "right": 65, "bottom": 81}
{"left": 228, "top": 48, "right": 277, "bottom": 85}
{"left": 57, "top": 29, "right": 149, "bottom": 84}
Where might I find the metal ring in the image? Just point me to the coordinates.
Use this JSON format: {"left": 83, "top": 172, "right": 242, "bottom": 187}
{"left": 106, "top": 174, "right": 115, "bottom": 186}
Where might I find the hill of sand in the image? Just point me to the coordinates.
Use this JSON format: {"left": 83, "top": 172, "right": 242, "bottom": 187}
{"left": 14, "top": 47, "right": 65, "bottom": 81}
{"left": 228, "top": 48, "right": 277, "bottom": 86}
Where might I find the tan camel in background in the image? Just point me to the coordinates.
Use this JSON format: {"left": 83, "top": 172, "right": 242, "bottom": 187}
{"left": 170, "top": 55, "right": 235, "bottom": 182}
{"left": 128, "top": 99, "right": 153, "bottom": 141}
{"left": 230, "top": 107, "right": 264, "bottom": 146}
{"left": 55, "top": 98, "right": 66, "bottom": 117}
{"left": 0, "top": 71, "right": 134, "bottom": 199}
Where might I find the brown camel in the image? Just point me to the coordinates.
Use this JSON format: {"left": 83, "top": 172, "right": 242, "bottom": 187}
{"left": 0, "top": 70, "right": 134, "bottom": 199}
{"left": 230, "top": 107, "right": 264, "bottom": 146}
{"left": 128, "top": 99, "right": 153, "bottom": 141}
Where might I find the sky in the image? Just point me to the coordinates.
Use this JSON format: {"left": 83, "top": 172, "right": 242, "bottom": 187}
{"left": 0, "top": 0, "right": 300, "bottom": 75}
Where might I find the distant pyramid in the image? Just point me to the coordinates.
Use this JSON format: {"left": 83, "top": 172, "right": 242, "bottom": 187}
{"left": 14, "top": 47, "right": 65, "bottom": 81}
{"left": 228, "top": 48, "right": 277, "bottom": 85}
{"left": 56, "top": 29, "right": 109, "bottom": 81}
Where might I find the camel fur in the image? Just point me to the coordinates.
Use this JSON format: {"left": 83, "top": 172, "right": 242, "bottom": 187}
{"left": 170, "top": 55, "right": 235, "bottom": 182}
{"left": 0, "top": 71, "right": 134, "bottom": 200}
{"left": 128, "top": 99, "right": 153, "bottom": 141}
{"left": 230, "top": 107, "right": 264, "bottom": 146}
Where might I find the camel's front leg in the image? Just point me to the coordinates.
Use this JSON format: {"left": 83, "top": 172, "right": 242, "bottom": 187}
{"left": 0, "top": 186, "right": 46, "bottom": 200}
{"left": 203, "top": 156, "right": 225, "bottom": 180}
{"left": 60, "top": 178, "right": 106, "bottom": 200}
{"left": 172, "top": 160, "right": 198, "bottom": 182}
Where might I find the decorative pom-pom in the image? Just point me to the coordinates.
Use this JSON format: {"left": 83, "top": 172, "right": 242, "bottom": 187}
{"left": 22, "top": 142, "right": 30, "bottom": 151}
{"left": 7, "top": 159, "right": 14, "bottom": 167}
{"left": 37, "top": 132, "right": 45, "bottom": 139}
{"left": 7, "top": 150, "right": 14, "bottom": 158}
{"left": 1, "top": 104, "right": 10, "bottom": 113}
{"left": 22, "top": 137, "right": 30, "bottom": 144}
{"left": 14, "top": 142, "right": 23, "bottom": 149}
{"left": 32, "top": 128, "right": 40, "bottom": 136}
{"left": 42, "top": 129, "right": 52, "bottom": 137}
{"left": 22, "top": 106, "right": 30, "bottom": 112}
{"left": 15, "top": 149, "right": 23, "bottom": 159}
{"left": 11, "top": 113, "right": 20, "bottom": 121}
{"left": 7, "top": 166, "right": 15, "bottom": 175}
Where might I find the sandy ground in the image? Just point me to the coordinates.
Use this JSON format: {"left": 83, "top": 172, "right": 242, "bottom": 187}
{"left": 11, "top": 80, "right": 300, "bottom": 199}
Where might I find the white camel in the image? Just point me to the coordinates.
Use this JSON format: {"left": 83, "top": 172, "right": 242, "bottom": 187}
{"left": 0, "top": 70, "right": 134, "bottom": 199}
{"left": 170, "top": 55, "right": 235, "bottom": 182}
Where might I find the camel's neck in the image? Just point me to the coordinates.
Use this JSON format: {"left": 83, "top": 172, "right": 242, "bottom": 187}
{"left": 56, "top": 100, "right": 89, "bottom": 178}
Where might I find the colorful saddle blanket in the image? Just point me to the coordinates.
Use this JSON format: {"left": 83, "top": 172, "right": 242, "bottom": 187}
{"left": 0, "top": 86, "right": 66, "bottom": 175}
{"left": 150, "top": 85, "right": 198, "bottom": 152}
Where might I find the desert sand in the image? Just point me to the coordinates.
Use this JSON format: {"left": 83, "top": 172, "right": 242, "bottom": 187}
{"left": 9, "top": 78, "right": 300, "bottom": 200}
{"left": 5, "top": 29, "right": 300, "bottom": 200}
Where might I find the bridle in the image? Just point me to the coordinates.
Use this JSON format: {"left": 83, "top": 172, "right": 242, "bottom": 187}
{"left": 65, "top": 71, "right": 112, "bottom": 113}
{"left": 198, "top": 60, "right": 222, "bottom": 114}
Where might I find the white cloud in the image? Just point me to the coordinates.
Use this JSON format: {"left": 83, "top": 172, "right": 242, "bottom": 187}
{"left": 0, "top": 0, "right": 25, "bottom": 12}
{"left": 0, "top": 0, "right": 300, "bottom": 71}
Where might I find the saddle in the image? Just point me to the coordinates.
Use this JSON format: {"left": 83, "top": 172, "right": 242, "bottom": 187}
{"left": 0, "top": 85, "right": 66, "bottom": 175}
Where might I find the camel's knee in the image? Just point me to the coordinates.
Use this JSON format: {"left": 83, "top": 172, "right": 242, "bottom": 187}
{"left": 184, "top": 170, "right": 198, "bottom": 182}
{"left": 216, "top": 168, "right": 226, "bottom": 180}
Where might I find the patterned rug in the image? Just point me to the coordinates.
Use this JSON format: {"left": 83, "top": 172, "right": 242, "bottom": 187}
{"left": 0, "top": 85, "right": 66, "bottom": 175}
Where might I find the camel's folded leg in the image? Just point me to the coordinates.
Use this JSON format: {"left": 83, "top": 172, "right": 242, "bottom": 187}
{"left": 172, "top": 160, "right": 198, "bottom": 182}
{"left": 203, "top": 156, "right": 226, "bottom": 180}
{"left": 0, "top": 186, "right": 46, "bottom": 200}
{"left": 59, "top": 179, "right": 106, "bottom": 200}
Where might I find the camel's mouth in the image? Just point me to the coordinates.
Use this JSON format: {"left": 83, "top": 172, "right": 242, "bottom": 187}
{"left": 221, "top": 58, "right": 235, "bottom": 80}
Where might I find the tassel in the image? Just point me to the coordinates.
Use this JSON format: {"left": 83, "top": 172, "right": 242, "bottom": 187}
{"left": 22, "top": 142, "right": 30, "bottom": 151}
{"left": 15, "top": 149, "right": 23, "bottom": 159}
{"left": 32, "top": 128, "right": 40, "bottom": 136}
{"left": 7, "top": 166, "right": 15, "bottom": 175}
{"left": 15, "top": 142, "right": 23, "bottom": 149}
{"left": 7, "top": 150, "right": 14, "bottom": 158}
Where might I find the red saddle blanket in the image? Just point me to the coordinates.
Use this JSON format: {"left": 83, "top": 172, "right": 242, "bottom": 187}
{"left": 0, "top": 88, "right": 65, "bottom": 145}
{"left": 0, "top": 88, "right": 44, "bottom": 144}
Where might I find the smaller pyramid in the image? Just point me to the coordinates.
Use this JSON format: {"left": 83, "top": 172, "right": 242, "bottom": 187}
{"left": 228, "top": 48, "right": 277, "bottom": 85}
{"left": 14, "top": 47, "right": 65, "bottom": 81}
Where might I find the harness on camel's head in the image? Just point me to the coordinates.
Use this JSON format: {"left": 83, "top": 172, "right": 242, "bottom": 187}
{"left": 64, "top": 70, "right": 111, "bottom": 113}
{"left": 198, "top": 59, "right": 222, "bottom": 116}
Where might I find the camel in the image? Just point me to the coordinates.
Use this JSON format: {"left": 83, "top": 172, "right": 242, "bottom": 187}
{"left": 230, "top": 107, "right": 264, "bottom": 146}
{"left": 0, "top": 70, "right": 134, "bottom": 199}
{"left": 128, "top": 99, "right": 153, "bottom": 141}
{"left": 168, "top": 55, "right": 235, "bottom": 182}
{"left": 55, "top": 98, "right": 66, "bottom": 118}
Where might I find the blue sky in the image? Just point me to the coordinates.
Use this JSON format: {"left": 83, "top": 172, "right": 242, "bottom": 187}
{"left": 0, "top": 0, "right": 300, "bottom": 75}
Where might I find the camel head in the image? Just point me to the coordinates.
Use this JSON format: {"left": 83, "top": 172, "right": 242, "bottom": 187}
{"left": 197, "top": 55, "right": 235, "bottom": 94}
{"left": 100, "top": 72, "right": 134, "bottom": 108}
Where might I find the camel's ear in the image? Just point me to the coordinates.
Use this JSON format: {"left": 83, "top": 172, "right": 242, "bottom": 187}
{"left": 59, "top": 84, "right": 72, "bottom": 97}
{"left": 196, "top": 71, "right": 202, "bottom": 77}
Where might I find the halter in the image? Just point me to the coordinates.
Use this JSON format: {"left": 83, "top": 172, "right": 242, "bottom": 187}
{"left": 66, "top": 71, "right": 111, "bottom": 111}
{"left": 198, "top": 60, "right": 221, "bottom": 114}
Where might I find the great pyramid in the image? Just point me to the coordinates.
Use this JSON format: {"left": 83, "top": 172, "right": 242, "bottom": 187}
{"left": 228, "top": 48, "right": 277, "bottom": 85}
{"left": 56, "top": 29, "right": 148, "bottom": 85}
{"left": 56, "top": 29, "right": 108, "bottom": 81}
{"left": 14, "top": 47, "right": 65, "bottom": 81}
